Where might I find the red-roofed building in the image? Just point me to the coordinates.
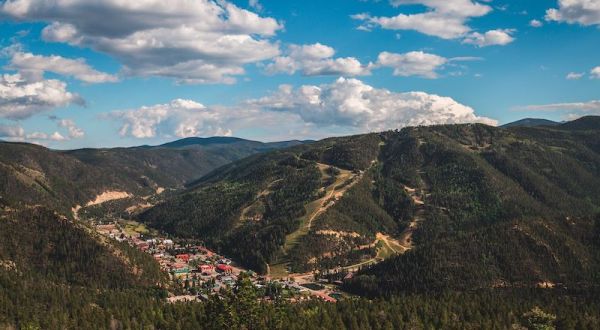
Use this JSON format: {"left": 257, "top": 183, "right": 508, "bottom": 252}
{"left": 216, "top": 264, "right": 232, "bottom": 274}
{"left": 199, "top": 264, "right": 214, "bottom": 275}
{"left": 176, "top": 254, "right": 190, "bottom": 262}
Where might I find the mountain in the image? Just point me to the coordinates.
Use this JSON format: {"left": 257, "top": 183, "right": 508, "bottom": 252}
{"left": 158, "top": 136, "right": 309, "bottom": 150}
{"left": 501, "top": 118, "right": 560, "bottom": 128}
{"left": 140, "top": 134, "right": 383, "bottom": 273}
{"left": 558, "top": 116, "right": 600, "bottom": 131}
{"left": 142, "top": 117, "right": 600, "bottom": 290}
{"left": 3, "top": 118, "right": 600, "bottom": 328}
{"left": 0, "top": 137, "right": 305, "bottom": 215}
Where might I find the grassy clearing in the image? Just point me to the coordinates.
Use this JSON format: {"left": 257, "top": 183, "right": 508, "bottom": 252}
{"left": 120, "top": 220, "right": 154, "bottom": 237}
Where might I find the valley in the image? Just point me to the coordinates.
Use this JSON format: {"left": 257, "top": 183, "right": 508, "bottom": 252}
{"left": 2, "top": 118, "right": 600, "bottom": 328}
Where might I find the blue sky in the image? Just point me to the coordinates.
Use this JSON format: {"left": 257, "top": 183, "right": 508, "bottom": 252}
{"left": 0, "top": 0, "right": 599, "bottom": 149}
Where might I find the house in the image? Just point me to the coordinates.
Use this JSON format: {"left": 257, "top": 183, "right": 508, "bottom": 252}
{"left": 217, "top": 258, "right": 231, "bottom": 265}
{"left": 176, "top": 254, "right": 190, "bottom": 262}
{"left": 199, "top": 264, "right": 214, "bottom": 275}
{"left": 216, "top": 264, "right": 233, "bottom": 274}
{"left": 172, "top": 267, "right": 190, "bottom": 275}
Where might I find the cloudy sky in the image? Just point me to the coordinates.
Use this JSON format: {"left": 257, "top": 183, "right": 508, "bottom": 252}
{"left": 0, "top": 0, "right": 599, "bottom": 148}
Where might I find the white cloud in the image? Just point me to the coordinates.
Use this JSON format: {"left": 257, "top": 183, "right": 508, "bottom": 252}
{"left": 591, "top": 66, "right": 600, "bottom": 79}
{"left": 267, "top": 47, "right": 476, "bottom": 79}
{"left": 111, "top": 99, "right": 232, "bottom": 139}
{"left": 249, "top": 0, "right": 263, "bottom": 12}
{"left": 376, "top": 51, "right": 447, "bottom": 78}
{"left": 246, "top": 77, "right": 497, "bottom": 130}
{"left": 266, "top": 43, "right": 371, "bottom": 76}
{"left": 462, "top": 29, "right": 515, "bottom": 47}
{"left": 0, "top": 0, "right": 283, "bottom": 84}
{"left": 108, "top": 78, "right": 497, "bottom": 139}
{"left": 545, "top": 0, "right": 600, "bottom": 26}
{"left": 55, "top": 118, "right": 85, "bottom": 138}
{"left": 529, "top": 19, "right": 543, "bottom": 27}
{"left": 519, "top": 100, "right": 600, "bottom": 115}
{"left": 7, "top": 51, "right": 118, "bottom": 83}
{"left": 353, "top": 0, "right": 493, "bottom": 39}
{"left": 110, "top": 98, "right": 314, "bottom": 140}
{"left": 0, "top": 73, "right": 83, "bottom": 120}
{"left": 24, "top": 131, "right": 66, "bottom": 141}
{"left": 566, "top": 72, "right": 584, "bottom": 80}
{"left": 0, "top": 124, "right": 25, "bottom": 138}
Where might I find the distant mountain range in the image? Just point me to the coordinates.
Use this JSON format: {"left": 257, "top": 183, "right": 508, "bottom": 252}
{"left": 0, "top": 136, "right": 308, "bottom": 214}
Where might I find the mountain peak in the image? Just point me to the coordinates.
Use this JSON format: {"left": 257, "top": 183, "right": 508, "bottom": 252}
{"left": 159, "top": 136, "right": 252, "bottom": 148}
{"left": 501, "top": 118, "right": 560, "bottom": 128}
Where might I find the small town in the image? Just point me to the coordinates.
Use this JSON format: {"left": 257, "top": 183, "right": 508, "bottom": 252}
{"left": 94, "top": 220, "right": 342, "bottom": 304}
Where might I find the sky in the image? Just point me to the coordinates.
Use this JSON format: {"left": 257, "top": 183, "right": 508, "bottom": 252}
{"left": 0, "top": 0, "right": 599, "bottom": 149}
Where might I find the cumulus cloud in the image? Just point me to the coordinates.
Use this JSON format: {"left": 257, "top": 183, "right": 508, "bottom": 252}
{"left": 266, "top": 43, "right": 371, "bottom": 76}
{"left": 566, "top": 72, "right": 584, "bottom": 80}
{"left": 545, "top": 0, "right": 600, "bottom": 26}
{"left": 0, "top": 0, "right": 283, "bottom": 84}
{"left": 352, "top": 0, "right": 493, "bottom": 39}
{"left": 0, "top": 122, "right": 70, "bottom": 143}
{"left": 591, "top": 66, "right": 600, "bottom": 79}
{"left": 0, "top": 73, "right": 83, "bottom": 120}
{"left": 50, "top": 117, "right": 85, "bottom": 139}
{"left": 267, "top": 47, "right": 477, "bottom": 79}
{"left": 376, "top": 51, "right": 447, "bottom": 78}
{"left": 7, "top": 51, "right": 118, "bottom": 83}
{"left": 0, "top": 123, "right": 25, "bottom": 138}
{"left": 108, "top": 78, "right": 496, "bottom": 139}
{"left": 246, "top": 77, "right": 497, "bottom": 130}
{"left": 462, "top": 29, "right": 515, "bottom": 47}
{"left": 529, "top": 19, "right": 543, "bottom": 27}
{"left": 25, "top": 131, "right": 67, "bottom": 141}
{"left": 111, "top": 99, "right": 233, "bottom": 139}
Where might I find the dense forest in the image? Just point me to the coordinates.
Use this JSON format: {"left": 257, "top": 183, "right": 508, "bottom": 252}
{"left": 143, "top": 117, "right": 600, "bottom": 288}
{"left": 347, "top": 119, "right": 600, "bottom": 295}
{"left": 2, "top": 117, "right": 600, "bottom": 328}
{"left": 0, "top": 137, "right": 301, "bottom": 215}
{"left": 140, "top": 134, "right": 383, "bottom": 273}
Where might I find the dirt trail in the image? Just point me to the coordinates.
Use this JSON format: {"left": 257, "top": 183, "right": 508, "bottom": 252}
{"left": 340, "top": 182, "right": 429, "bottom": 272}
{"left": 376, "top": 233, "right": 406, "bottom": 254}
{"left": 396, "top": 185, "right": 427, "bottom": 251}
{"left": 287, "top": 164, "right": 359, "bottom": 248}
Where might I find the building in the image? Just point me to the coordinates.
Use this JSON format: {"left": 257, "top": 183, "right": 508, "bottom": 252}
{"left": 176, "top": 254, "right": 190, "bottom": 263}
{"left": 199, "top": 264, "right": 214, "bottom": 275}
{"left": 216, "top": 264, "right": 233, "bottom": 274}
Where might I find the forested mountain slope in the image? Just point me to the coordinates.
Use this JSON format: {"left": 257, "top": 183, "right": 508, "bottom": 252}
{"left": 347, "top": 117, "right": 600, "bottom": 295}
{"left": 0, "top": 137, "right": 303, "bottom": 215}
{"left": 140, "top": 134, "right": 383, "bottom": 273}
{"left": 143, "top": 117, "right": 600, "bottom": 289}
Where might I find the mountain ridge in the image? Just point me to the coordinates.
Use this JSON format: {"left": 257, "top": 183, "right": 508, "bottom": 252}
{"left": 141, "top": 116, "right": 600, "bottom": 288}
{"left": 501, "top": 118, "right": 561, "bottom": 128}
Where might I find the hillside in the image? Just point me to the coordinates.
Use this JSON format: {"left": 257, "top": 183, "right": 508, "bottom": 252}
{"left": 0, "top": 137, "right": 303, "bottom": 216}
{"left": 501, "top": 118, "right": 560, "bottom": 128}
{"left": 2, "top": 119, "right": 600, "bottom": 328}
{"left": 347, "top": 118, "right": 600, "bottom": 295}
{"left": 140, "top": 134, "right": 383, "bottom": 273}
{"left": 143, "top": 117, "right": 600, "bottom": 291}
